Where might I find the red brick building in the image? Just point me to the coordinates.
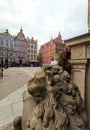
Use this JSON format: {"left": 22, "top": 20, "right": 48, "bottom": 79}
{"left": 39, "top": 32, "right": 66, "bottom": 64}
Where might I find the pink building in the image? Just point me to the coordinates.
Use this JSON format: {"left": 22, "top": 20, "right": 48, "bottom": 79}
{"left": 14, "top": 27, "right": 27, "bottom": 65}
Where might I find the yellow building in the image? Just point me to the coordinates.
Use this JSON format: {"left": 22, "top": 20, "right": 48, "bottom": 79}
{"left": 27, "top": 37, "right": 38, "bottom": 66}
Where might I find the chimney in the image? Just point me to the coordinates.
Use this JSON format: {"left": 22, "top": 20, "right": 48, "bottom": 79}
{"left": 88, "top": 0, "right": 90, "bottom": 32}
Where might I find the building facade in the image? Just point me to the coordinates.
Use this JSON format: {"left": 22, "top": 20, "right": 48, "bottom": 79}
{"left": 0, "top": 29, "right": 15, "bottom": 67}
{"left": 39, "top": 32, "right": 66, "bottom": 64}
{"left": 27, "top": 37, "right": 38, "bottom": 66}
{"left": 14, "top": 28, "right": 27, "bottom": 65}
{"left": 0, "top": 28, "right": 38, "bottom": 67}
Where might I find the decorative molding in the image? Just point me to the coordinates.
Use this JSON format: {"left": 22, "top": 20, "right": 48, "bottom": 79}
{"left": 69, "top": 59, "right": 87, "bottom": 65}
{"left": 71, "top": 45, "right": 85, "bottom": 59}
{"left": 65, "top": 33, "right": 90, "bottom": 47}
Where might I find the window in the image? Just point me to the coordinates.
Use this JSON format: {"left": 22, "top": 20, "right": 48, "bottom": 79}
{"left": 28, "top": 49, "right": 30, "bottom": 52}
{"left": 10, "top": 44, "right": 13, "bottom": 49}
{"left": 31, "top": 55, "right": 33, "bottom": 58}
{"left": 15, "top": 42, "right": 18, "bottom": 46}
{"left": 6, "top": 43, "right": 9, "bottom": 48}
{"left": 34, "top": 50, "right": 36, "bottom": 53}
{"left": 31, "top": 45, "right": 33, "bottom": 48}
{"left": 31, "top": 50, "right": 33, "bottom": 53}
{"left": 0, "top": 52, "right": 3, "bottom": 56}
{"left": 28, "top": 45, "right": 30, "bottom": 48}
{"left": 0, "top": 37, "right": 4, "bottom": 43}
{"left": 16, "top": 47, "right": 19, "bottom": 51}
{"left": 10, "top": 40, "right": 13, "bottom": 44}
{"left": 34, "top": 45, "right": 37, "bottom": 49}
{"left": 5, "top": 39, "right": 9, "bottom": 44}
{"left": 0, "top": 42, "right": 3, "bottom": 47}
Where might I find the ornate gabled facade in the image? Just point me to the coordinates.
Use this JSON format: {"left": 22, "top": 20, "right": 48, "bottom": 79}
{"left": 14, "top": 27, "right": 27, "bottom": 65}
{"left": 0, "top": 29, "right": 15, "bottom": 67}
{"left": 39, "top": 32, "right": 66, "bottom": 64}
{"left": 27, "top": 37, "right": 38, "bottom": 66}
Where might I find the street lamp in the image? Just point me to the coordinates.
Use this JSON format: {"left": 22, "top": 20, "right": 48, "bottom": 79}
{"left": 4, "top": 48, "right": 8, "bottom": 68}
{"left": 18, "top": 55, "right": 23, "bottom": 66}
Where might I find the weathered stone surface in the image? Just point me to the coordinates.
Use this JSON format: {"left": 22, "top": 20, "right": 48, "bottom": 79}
{"left": 0, "top": 67, "right": 3, "bottom": 77}
{"left": 13, "top": 65, "right": 89, "bottom": 130}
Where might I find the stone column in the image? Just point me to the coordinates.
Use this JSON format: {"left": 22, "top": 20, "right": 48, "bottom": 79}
{"left": 70, "top": 59, "right": 87, "bottom": 99}
{"left": 65, "top": 33, "right": 90, "bottom": 127}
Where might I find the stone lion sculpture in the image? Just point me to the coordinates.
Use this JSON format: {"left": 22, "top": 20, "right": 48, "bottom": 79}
{"left": 13, "top": 65, "right": 89, "bottom": 130}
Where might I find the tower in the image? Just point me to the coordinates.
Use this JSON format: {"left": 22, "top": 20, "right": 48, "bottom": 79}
{"left": 88, "top": 0, "right": 90, "bottom": 32}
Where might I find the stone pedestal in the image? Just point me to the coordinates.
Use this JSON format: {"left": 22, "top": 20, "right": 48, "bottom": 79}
{"left": 65, "top": 32, "right": 90, "bottom": 127}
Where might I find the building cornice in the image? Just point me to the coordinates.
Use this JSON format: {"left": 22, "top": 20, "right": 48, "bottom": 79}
{"left": 69, "top": 59, "right": 87, "bottom": 65}
{"left": 64, "top": 32, "right": 90, "bottom": 47}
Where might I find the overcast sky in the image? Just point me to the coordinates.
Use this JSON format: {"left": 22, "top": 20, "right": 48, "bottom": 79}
{"left": 0, "top": 0, "right": 88, "bottom": 48}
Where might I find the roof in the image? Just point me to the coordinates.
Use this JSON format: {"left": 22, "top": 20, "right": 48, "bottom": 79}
{"left": 14, "top": 28, "right": 27, "bottom": 42}
{"left": 64, "top": 32, "right": 90, "bottom": 47}
{"left": 64, "top": 32, "right": 90, "bottom": 42}
{"left": 0, "top": 29, "right": 14, "bottom": 39}
{"left": 27, "top": 37, "right": 37, "bottom": 44}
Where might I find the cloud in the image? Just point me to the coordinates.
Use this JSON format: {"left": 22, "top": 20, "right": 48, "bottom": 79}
{"left": 0, "top": 0, "right": 88, "bottom": 49}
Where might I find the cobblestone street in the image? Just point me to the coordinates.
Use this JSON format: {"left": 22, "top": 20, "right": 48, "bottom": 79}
{"left": 0, "top": 67, "right": 40, "bottom": 100}
{"left": 0, "top": 67, "right": 40, "bottom": 128}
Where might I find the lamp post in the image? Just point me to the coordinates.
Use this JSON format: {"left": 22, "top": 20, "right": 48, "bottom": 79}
{"left": 18, "top": 56, "right": 23, "bottom": 66}
{"left": 5, "top": 48, "right": 8, "bottom": 69}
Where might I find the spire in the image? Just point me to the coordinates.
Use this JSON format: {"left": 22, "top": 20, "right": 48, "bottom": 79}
{"left": 58, "top": 31, "right": 61, "bottom": 39}
{"left": 20, "top": 26, "right": 23, "bottom": 33}
{"left": 51, "top": 36, "right": 53, "bottom": 41}
{"left": 32, "top": 37, "right": 33, "bottom": 41}
{"left": 5, "top": 29, "right": 9, "bottom": 34}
